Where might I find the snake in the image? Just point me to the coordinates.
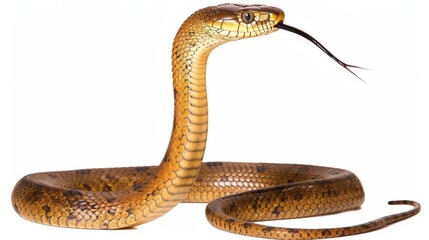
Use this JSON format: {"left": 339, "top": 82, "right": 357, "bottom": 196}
{"left": 11, "top": 3, "right": 420, "bottom": 239}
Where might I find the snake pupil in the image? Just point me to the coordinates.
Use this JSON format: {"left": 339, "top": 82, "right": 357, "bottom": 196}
{"left": 242, "top": 11, "right": 254, "bottom": 23}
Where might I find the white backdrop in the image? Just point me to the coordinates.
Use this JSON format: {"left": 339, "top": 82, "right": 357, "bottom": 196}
{"left": 0, "top": 0, "right": 426, "bottom": 239}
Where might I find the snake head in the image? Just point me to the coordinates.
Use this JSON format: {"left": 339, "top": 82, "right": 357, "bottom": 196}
{"left": 205, "top": 4, "right": 364, "bottom": 81}
{"left": 206, "top": 4, "right": 284, "bottom": 40}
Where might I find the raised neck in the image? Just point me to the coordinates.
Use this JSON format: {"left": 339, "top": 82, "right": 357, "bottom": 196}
{"left": 136, "top": 11, "right": 225, "bottom": 224}
{"left": 162, "top": 14, "right": 223, "bottom": 165}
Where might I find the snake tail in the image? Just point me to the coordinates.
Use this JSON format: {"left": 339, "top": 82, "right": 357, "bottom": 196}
{"left": 207, "top": 197, "right": 420, "bottom": 239}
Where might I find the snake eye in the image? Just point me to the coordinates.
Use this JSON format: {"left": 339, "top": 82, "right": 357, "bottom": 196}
{"left": 241, "top": 11, "right": 254, "bottom": 23}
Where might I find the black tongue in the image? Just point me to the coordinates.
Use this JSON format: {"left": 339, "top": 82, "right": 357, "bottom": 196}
{"left": 275, "top": 22, "right": 365, "bottom": 82}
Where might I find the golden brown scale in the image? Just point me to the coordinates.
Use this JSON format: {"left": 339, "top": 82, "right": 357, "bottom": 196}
{"left": 12, "top": 3, "right": 419, "bottom": 239}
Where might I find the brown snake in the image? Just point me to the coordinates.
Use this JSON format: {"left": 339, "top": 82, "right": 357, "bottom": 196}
{"left": 12, "top": 4, "right": 420, "bottom": 239}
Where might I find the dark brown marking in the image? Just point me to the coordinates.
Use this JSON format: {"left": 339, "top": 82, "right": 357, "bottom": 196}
{"left": 151, "top": 189, "right": 159, "bottom": 196}
{"left": 42, "top": 205, "right": 51, "bottom": 213}
{"left": 83, "top": 183, "right": 92, "bottom": 191}
{"left": 345, "top": 173, "right": 358, "bottom": 182}
{"left": 76, "top": 169, "right": 91, "bottom": 175}
{"left": 206, "top": 162, "right": 224, "bottom": 167}
{"left": 26, "top": 187, "right": 43, "bottom": 203}
{"left": 126, "top": 208, "right": 134, "bottom": 214}
{"left": 108, "top": 209, "right": 116, "bottom": 215}
{"left": 102, "top": 222, "right": 109, "bottom": 229}
{"left": 272, "top": 206, "right": 282, "bottom": 215}
{"left": 133, "top": 182, "right": 144, "bottom": 191}
{"left": 262, "top": 226, "right": 275, "bottom": 233}
{"left": 47, "top": 173, "right": 58, "bottom": 178}
{"left": 103, "top": 184, "right": 113, "bottom": 191}
{"left": 105, "top": 174, "right": 117, "bottom": 180}
{"left": 174, "top": 52, "right": 181, "bottom": 60}
{"left": 293, "top": 192, "right": 305, "bottom": 201}
{"left": 361, "top": 223, "right": 373, "bottom": 229}
{"left": 13, "top": 203, "right": 19, "bottom": 213}
{"left": 66, "top": 215, "right": 75, "bottom": 220}
{"left": 63, "top": 190, "right": 83, "bottom": 197}
{"left": 322, "top": 230, "right": 331, "bottom": 236}
{"left": 220, "top": 175, "right": 229, "bottom": 181}
{"left": 79, "top": 204, "right": 87, "bottom": 210}
{"left": 135, "top": 166, "right": 148, "bottom": 172}
{"left": 243, "top": 222, "right": 251, "bottom": 229}
{"left": 106, "top": 196, "right": 116, "bottom": 203}
{"left": 298, "top": 165, "right": 311, "bottom": 172}
{"left": 256, "top": 165, "right": 268, "bottom": 173}
{"left": 225, "top": 218, "right": 235, "bottom": 224}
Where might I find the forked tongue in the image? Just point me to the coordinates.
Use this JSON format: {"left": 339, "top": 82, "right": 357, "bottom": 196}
{"left": 275, "top": 22, "right": 365, "bottom": 83}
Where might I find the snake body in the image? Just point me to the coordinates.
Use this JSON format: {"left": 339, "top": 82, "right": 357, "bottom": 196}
{"left": 12, "top": 4, "right": 420, "bottom": 239}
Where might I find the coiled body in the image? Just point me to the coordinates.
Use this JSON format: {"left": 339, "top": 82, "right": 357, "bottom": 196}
{"left": 12, "top": 4, "right": 419, "bottom": 239}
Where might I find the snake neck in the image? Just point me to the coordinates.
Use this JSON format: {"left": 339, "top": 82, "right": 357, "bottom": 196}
{"left": 138, "top": 9, "right": 224, "bottom": 223}
{"left": 161, "top": 10, "right": 223, "bottom": 176}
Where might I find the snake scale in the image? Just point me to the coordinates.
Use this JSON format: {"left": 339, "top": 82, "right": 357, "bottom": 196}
{"left": 12, "top": 4, "right": 420, "bottom": 239}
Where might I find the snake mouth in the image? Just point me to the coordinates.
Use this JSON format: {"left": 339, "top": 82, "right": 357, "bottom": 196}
{"left": 275, "top": 22, "right": 364, "bottom": 82}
